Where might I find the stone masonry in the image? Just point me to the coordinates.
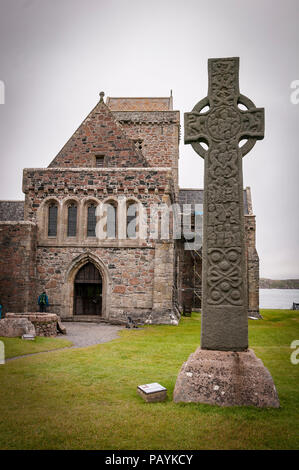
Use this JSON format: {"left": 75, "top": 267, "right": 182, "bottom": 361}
{"left": 6, "top": 313, "right": 58, "bottom": 337}
{"left": 0, "top": 221, "right": 37, "bottom": 313}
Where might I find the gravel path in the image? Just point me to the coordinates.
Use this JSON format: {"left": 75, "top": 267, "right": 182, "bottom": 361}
{"left": 6, "top": 322, "right": 124, "bottom": 361}
{"left": 62, "top": 322, "right": 124, "bottom": 348}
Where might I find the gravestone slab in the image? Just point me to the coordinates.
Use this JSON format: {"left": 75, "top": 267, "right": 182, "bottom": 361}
{"left": 173, "top": 57, "right": 279, "bottom": 407}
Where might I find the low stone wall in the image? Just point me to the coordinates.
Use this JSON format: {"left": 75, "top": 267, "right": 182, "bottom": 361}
{"left": 6, "top": 313, "right": 58, "bottom": 337}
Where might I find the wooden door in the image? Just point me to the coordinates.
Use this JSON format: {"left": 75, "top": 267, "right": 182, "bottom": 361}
{"left": 74, "top": 263, "right": 102, "bottom": 315}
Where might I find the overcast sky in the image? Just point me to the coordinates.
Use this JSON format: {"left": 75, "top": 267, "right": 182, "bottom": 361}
{"left": 0, "top": 0, "right": 298, "bottom": 279}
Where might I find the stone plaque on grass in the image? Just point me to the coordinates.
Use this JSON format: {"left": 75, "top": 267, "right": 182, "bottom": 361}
{"left": 137, "top": 383, "right": 167, "bottom": 402}
{"left": 22, "top": 334, "right": 35, "bottom": 341}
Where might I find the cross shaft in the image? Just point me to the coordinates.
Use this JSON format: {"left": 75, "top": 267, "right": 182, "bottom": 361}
{"left": 184, "top": 57, "right": 264, "bottom": 351}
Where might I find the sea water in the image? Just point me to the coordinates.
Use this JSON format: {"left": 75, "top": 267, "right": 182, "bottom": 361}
{"left": 259, "top": 289, "right": 299, "bottom": 309}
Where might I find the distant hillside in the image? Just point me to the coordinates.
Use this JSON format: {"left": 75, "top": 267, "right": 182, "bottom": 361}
{"left": 260, "top": 278, "right": 299, "bottom": 289}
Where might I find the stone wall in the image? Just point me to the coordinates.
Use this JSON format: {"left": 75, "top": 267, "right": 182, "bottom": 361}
{"left": 34, "top": 245, "right": 178, "bottom": 324}
{"left": 151, "top": 241, "right": 179, "bottom": 324}
{"left": 113, "top": 111, "right": 180, "bottom": 194}
{"left": 0, "top": 222, "right": 37, "bottom": 314}
{"left": 20, "top": 166, "right": 179, "bottom": 325}
{"left": 245, "top": 215, "right": 260, "bottom": 317}
{"left": 6, "top": 313, "right": 58, "bottom": 337}
{"left": 178, "top": 244, "right": 194, "bottom": 314}
{"left": 22, "top": 167, "right": 173, "bottom": 224}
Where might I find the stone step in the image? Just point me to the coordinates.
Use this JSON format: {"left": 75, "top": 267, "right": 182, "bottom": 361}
{"left": 62, "top": 315, "right": 109, "bottom": 323}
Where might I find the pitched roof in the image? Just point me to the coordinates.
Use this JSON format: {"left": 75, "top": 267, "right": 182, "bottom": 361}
{"left": 48, "top": 96, "right": 148, "bottom": 168}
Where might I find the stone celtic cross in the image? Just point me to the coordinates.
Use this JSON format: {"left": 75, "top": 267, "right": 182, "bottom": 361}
{"left": 185, "top": 57, "right": 264, "bottom": 351}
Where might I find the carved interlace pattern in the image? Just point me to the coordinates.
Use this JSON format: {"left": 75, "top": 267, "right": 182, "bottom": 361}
{"left": 207, "top": 247, "right": 242, "bottom": 305}
{"left": 185, "top": 58, "right": 264, "bottom": 307}
{"left": 206, "top": 138, "right": 243, "bottom": 305}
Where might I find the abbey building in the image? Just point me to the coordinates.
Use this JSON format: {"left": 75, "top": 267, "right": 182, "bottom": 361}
{"left": 0, "top": 94, "right": 260, "bottom": 323}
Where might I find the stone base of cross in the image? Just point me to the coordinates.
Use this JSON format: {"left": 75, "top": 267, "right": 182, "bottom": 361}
{"left": 173, "top": 348, "right": 279, "bottom": 407}
{"left": 173, "top": 57, "right": 279, "bottom": 407}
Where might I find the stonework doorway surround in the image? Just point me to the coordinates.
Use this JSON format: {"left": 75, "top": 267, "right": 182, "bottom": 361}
{"left": 64, "top": 253, "right": 110, "bottom": 321}
{"left": 74, "top": 262, "right": 102, "bottom": 316}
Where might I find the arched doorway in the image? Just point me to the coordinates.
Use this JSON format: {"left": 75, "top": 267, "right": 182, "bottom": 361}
{"left": 74, "top": 262, "right": 102, "bottom": 316}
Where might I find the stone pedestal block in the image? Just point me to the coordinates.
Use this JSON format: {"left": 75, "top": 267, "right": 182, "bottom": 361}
{"left": 173, "top": 348, "right": 279, "bottom": 408}
{"left": 0, "top": 317, "right": 36, "bottom": 337}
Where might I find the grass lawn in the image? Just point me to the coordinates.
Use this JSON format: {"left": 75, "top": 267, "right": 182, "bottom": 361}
{"left": 0, "top": 310, "right": 298, "bottom": 450}
{"left": 0, "top": 336, "right": 73, "bottom": 359}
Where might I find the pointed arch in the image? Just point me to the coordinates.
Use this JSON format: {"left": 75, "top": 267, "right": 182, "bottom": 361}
{"left": 63, "top": 252, "right": 111, "bottom": 319}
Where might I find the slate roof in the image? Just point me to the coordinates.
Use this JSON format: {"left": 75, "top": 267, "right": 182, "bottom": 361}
{"left": 178, "top": 189, "right": 250, "bottom": 215}
{"left": 0, "top": 201, "right": 24, "bottom": 221}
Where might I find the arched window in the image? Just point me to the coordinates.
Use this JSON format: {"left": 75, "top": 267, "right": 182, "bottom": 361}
{"left": 48, "top": 203, "right": 58, "bottom": 237}
{"left": 87, "top": 204, "right": 97, "bottom": 237}
{"left": 106, "top": 202, "right": 117, "bottom": 239}
{"left": 67, "top": 203, "right": 77, "bottom": 237}
{"left": 127, "top": 202, "right": 138, "bottom": 239}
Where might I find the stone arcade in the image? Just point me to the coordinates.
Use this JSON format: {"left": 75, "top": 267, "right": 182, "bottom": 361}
{"left": 0, "top": 84, "right": 259, "bottom": 325}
